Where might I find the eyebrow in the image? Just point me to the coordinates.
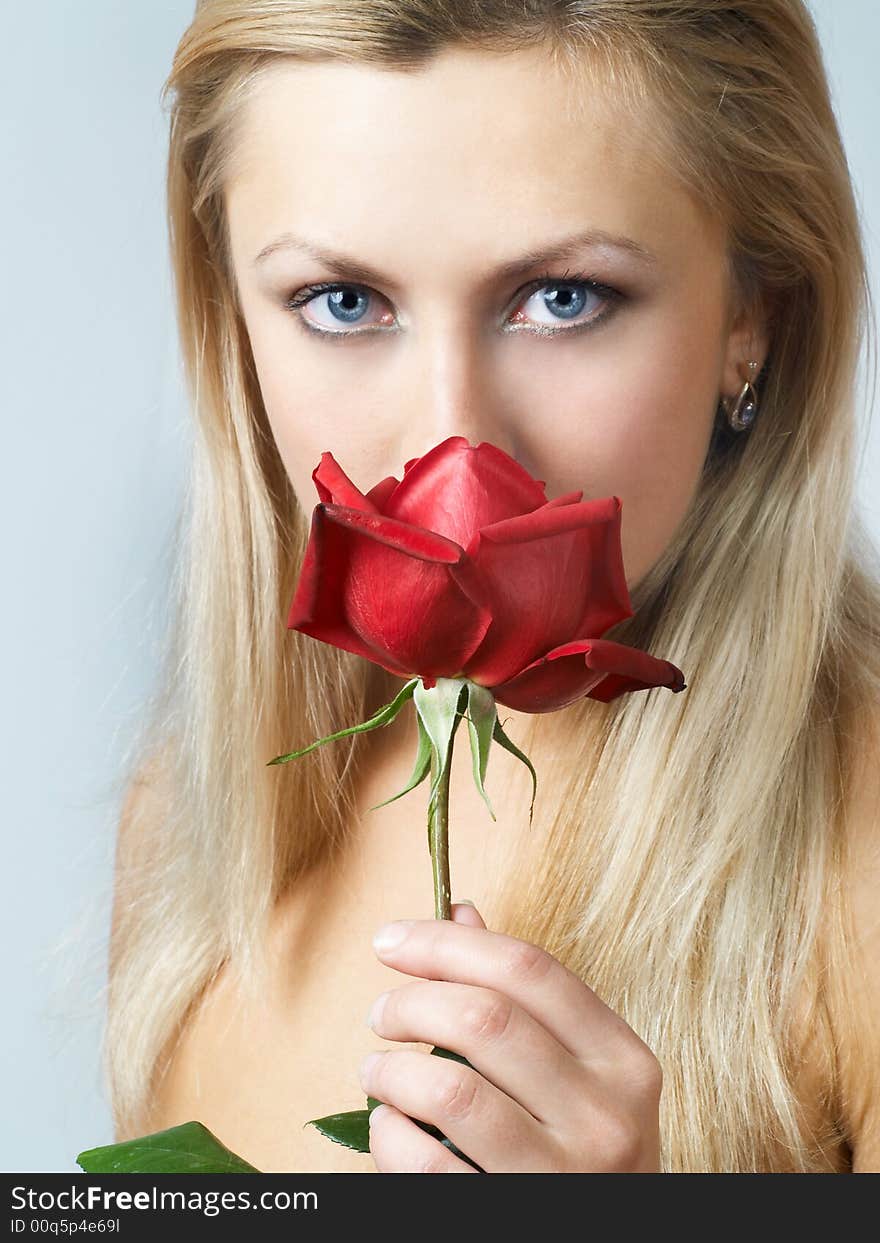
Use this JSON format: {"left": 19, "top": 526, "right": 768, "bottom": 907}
{"left": 251, "top": 227, "right": 658, "bottom": 287}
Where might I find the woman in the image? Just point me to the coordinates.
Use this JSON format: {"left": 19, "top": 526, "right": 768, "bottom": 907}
{"left": 106, "top": 0, "right": 880, "bottom": 1172}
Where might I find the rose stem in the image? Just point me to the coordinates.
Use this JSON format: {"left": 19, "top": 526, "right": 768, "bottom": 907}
{"left": 428, "top": 720, "right": 456, "bottom": 921}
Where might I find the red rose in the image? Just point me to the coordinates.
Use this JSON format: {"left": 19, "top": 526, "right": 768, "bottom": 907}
{"left": 287, "top": 436, "right": 686, "bottom": 713}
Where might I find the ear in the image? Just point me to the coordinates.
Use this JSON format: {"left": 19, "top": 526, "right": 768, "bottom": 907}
{"left": 719, "top": 287, "right": 775, "bottom": 402}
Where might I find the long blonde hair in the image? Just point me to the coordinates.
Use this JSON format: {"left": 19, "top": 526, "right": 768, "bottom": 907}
{"left": 104, "top": 0, "right": 880, "bottom": 1171}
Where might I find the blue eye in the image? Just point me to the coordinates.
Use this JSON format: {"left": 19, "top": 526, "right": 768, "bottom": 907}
{"left": 283, "top": 269, "right": 623, "bottom": 342}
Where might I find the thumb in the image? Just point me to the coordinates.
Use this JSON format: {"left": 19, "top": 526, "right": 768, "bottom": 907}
{"left": 451, "top": 899, "right": 487, "bottom": 929}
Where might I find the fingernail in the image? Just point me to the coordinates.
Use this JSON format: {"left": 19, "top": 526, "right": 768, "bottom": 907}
{"left": 458, "top": 899, "right": 476, "bottom": 907}
{"left": 366, "top": 990, "right": 389, "bottom": 1028}
{"left": 372, "top": 921, "right": 413, "bottom": 953}
{"left": 359, "top": 1050, "right": 385, "bottom": 1090}
{"left": 369, "top": 1103, "right": 389, "bottom": 1128}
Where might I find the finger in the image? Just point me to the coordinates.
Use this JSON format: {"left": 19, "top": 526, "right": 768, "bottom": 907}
{"left": 368, "top": 977, "right": 587, "bottom": 1124}
{"left": 451, "top": 900, "right": 487, "bottom": 929}
{"left": 368, "top": 1102, "right": 481, "bottom": 1173}
{"left": 371, "top": 919, "right": 648, "bottom": 1067}
{"left": 362, "top": 1047, "right": 557, "bottom": 1173}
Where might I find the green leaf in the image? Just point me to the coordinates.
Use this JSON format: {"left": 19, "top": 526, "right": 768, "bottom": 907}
{"left": 465, "top": 682, "right": 497, "bottom": 821}
{"left": 76, "top": 1121, "right": 260, "bottom": 1174}
{"left": 266, "top": 677, "right": 419, "bottom": 765}
{"left": 413, "top": 678, "right": 469, "bottom": 806}
{"left": 430, "top": 1045, "right": 471, "bottom": 1066}
{"left": 492, "top": 716, "right": 538, "bottom": 829}
{"left": 306, "top": 1110, "right": 371, "bottom": 1153}
{"left": 367, "top": 709, "right": 434, "bottom": 811}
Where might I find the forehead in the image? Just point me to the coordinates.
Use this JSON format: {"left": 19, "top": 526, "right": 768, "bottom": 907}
{"left": 224, "top": 45, "right": 721, "bottom": 275}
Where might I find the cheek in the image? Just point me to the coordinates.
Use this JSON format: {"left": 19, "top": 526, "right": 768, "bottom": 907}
{"left": 246, "top": 323, "right": 342, "bottom": 512}
{"left": 244, "top": 301, "right": 402, "bottom": 510}
{"left": 251, "top": 365, "right": 326, "bottom": 513}
{"left": 616, "top": 314, "right": 722, "bottom": 585}
{"left": 252, "top": 352, "right": 394, "bottom": 518}
{"left": 604, "top": 394, "right": 712, "bottom": 590}
{"left": 524, "top": 309, "right": 722, "bottom": 589}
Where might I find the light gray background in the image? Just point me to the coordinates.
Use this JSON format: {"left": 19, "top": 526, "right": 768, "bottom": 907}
{"left": 2, "top": 1, "right": 877, "bottom": 1173}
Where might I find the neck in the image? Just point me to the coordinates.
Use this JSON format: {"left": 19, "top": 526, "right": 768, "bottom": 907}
{"left": 350, "top": 690, "right": 561, "bottom": 921}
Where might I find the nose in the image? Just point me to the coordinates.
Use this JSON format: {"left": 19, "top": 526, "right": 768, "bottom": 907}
{"left": 395, "top": 319, "right": 527, "bottom": 472}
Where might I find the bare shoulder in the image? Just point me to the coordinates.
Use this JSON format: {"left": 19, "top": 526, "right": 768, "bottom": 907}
{"left": 114, "top": 752, "right": 171, "bottom": 860}
{"left": 136, "top": 878, "right": 381, "bottom": 1172}
{"left": 826, "top": 701, "right": 880, "bottom": 1172}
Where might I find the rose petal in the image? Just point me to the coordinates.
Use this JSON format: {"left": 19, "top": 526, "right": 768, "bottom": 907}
{"left": 383, "top": 436, "right": 548, "bottom": 544}
{"left": 312, "top": 451, "right": 380, "bottom": 511}
{"left": 461, "top": 496, "right": 634, "bottom": 687}
{"left": 287, "top": 504, "right": 493, "bottom": 679}
{"left": 489, "top": 637, "right": 686, "bottom": 713}
{"left": 366, "top": 474, "right": 400, "bottom": 510}
{"left": 542, "top": 489, "right": 584, "bottom": 509}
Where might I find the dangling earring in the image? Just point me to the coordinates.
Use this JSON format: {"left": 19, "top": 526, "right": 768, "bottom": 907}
{"left": 726, "top": 360, "right": 760, "bottom": 432}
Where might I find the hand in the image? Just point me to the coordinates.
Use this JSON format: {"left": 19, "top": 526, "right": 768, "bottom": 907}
{"left": 360, "top": 901, "right": 663, "bottom": 1173}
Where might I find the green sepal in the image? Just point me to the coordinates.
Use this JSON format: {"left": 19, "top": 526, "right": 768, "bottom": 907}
{"left": 75, "top": 1120, "right": 260, "bottom": 1174}
{"left": 465, "top": 682, "right": 497, "bottom": 821}
{"left": 367, "top": 708, "right": 434, "bottom": 812}
{"left": 492, "top": 715, "right": 538, "bottom": 829}
{"left": 413, "top": 678, "right": 469, "bottom": 807}
{"left": 266, "top": 677, "right": 419, "bottom": 765}
{"left": 308, "top": 1048, "right": 483, "bottom": 1170}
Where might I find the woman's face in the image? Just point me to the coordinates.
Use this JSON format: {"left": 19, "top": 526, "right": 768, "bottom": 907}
{"left": 225, "top": 45, "right": 767, "bottom": 590}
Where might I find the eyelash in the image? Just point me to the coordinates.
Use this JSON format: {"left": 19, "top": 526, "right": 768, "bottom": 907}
{"left": 282, "top": 268, "right": 623, "bottom": 343}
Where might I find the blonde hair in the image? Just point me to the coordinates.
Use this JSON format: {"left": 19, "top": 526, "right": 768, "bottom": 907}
{"left": 104, "top": 0, "right": 880, "bottom": 1171}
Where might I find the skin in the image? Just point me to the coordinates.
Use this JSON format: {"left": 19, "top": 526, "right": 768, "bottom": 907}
{"left": 223, "top": 44, "right": 770, "bottom": 1172}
